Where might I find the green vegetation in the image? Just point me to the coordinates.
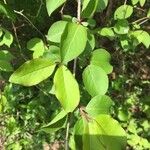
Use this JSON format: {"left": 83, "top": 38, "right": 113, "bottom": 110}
{"left": 0, "top": 0, "right": 150, "bottom": 149}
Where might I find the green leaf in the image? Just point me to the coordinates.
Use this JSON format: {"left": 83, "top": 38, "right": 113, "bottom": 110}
{"left": 96, "top": 0, "right": 108, "bottom": 12}
{"left": 0, "top": 2, "right": 16, "bottom": 21}
{"left": 118, "top": 108, "right": 129, "bottom": 121}
{"left": 131, "top": 0, "right": 139, "bottom": 5}
{"left": 90, "top": 49, "right": 113, "bottom": 74}
{"left": 74, "top": 115, "right": 126, "bottom": 150}
{"left": 82, "top": 0, "right": 99, "bottom": 18}
{"left": 114, "top": 5, "right": 133, "bottom": 20}
{"left": 9, "top": 58, "right": 56, "bottom": 86}
{"left": 0, "top": 50, "right": 14, "bottom": 61}
{"left": 82, "top": 65, "right": 108, "bottom": 97}
{"left": 86, "top": 95, "right": 114, "bottom": 117}
{"left": 0, "top": 28, "right": 13, "bottom": 47}
{"left": 54, "top": 65, "right": 80, "bottom": 112}
{"left": 43, "top": 45, "right": 61, "bottom": 63}
{"left": 0, "top": 60, "right": 13, "bottom": 72}
{"left": 84, "top": 31, "right": 95, "bottom": 52}
{"left": 47, "top": 21, "right": 67, "bottom": 43}
{"left": 120, "top": 39, "right": 130, "bottom": 51}
{"left": 0, "top": 95, "right": 7, "bottom": 113}
{"left": 98, "top": 27, "right": 115, "bottom": 38}
{"left": 41, "top": 109, "right": 67, "bottom": 133}
{"left": 131, "top": 30, "right": 150, "bottom": 48}
{"left": 47, "top": 110, "right": 67, "bottom": 125}
{"left": 139, "top": 0, "right": 146, "bottom": 7}
{"left": 46, "top": 0, "right": 66, "bottom": 16}
{"left": 41, "top": 117, "right": 67, "bottom": 133}
{"left": 60, "top": 23, "right": 87, "bottom": 63}
{"left": 114, "top": 20, "right": 129, "bottom": 35}
{"left": 27, "top": 38, "right": 45, "bottom": 59}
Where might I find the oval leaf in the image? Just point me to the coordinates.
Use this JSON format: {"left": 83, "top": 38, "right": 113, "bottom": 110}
{"left": 9, "top": 58, "right": 56, "bottom": 86}
{"left": 114, "top": 5, "right": 133, "bottom": 20}
{"left": 90, "top": 49, "right": 113, "bottom": 74}
{"left": 54, "top": 65, "right": 80, "bottom": 112}
{"left": 74, "top": 115, "right": 126, "bottom": 150}
{"left": 114, "top": 20, "right": 129, "bottom": 35}
{"left": 82, "top": 0, "right": 99, "bottom": 18}
{"left": 47, "top": 21, "right": 67, "bottom": 43}
{"left": 46, "top": 0, "right": 66, "bottom": 16}
{"left": 98, "top": 27, "right": 115, "bottom": 38}
{"left": 86, "top": 95, "right": 114, "bottom": 116}
{"left": 83, "top": 65, "right": 108, "bottom": 97}
{"left": 0, "top": 50, "right": 14, "bottom": 61}
{"left": 27, "top": 38, "right": 45, "bottom": 58}
{"left": 96, "top": 0, "right": 108, "bottom": 12}
{"left": 60, "top": 23, "right": 87, "bottom": 64}
{"left": 0, "top": 60, "right": 13, "bottom": 72}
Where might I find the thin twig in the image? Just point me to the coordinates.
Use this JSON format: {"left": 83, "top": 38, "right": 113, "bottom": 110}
{"left": 73, "top": 0, "right": 81, "bottom": 77}
{"left": 65, "top": 114, "right": 70, "bottom": 150}
{"left": 14, "top": 10, "right": 47, "bottom": 44}
{"left": 36, "top": 0, "right": 44, "bottom": 17}
{"left": 60, "top": 3, "right": 66, "bottom": 17}
{"left": 73, "top": 58, "right": 77, "bottom": 77}
{"left": 124, "top": 0, "right": 127, "bottom": 5}
{"left": 3, "top": 0, "right": 6, "bottom": 4}
{"left": 132, "top": 16, "right": 150, "bottom": 24}
{"left": 138, "top": 19, "right": 149, "bottom": 25}
{"left": 65, "top": 1, "right": 82, "bottom": 149}
{"left": 77, "top": 0, "right": 81, "bottom": 22}
{"left": 11, "top": 22, "right": 27, "bottom": 61}
{"left": 134, "top": 6, "right": 146, "bottom": 12}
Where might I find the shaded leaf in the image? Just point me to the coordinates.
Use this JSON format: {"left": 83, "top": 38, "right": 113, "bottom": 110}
{"left": 0, "top": 2, "right": 16, "bottom": 21}
{"left": 96, "top": 0, "right": 108, "bottom": 12}
{"left": 0, "top": 60, "right": 13, "bottom": 72}
{"left": 114, "top": 20, "right": 129, "bottom": 35}
{"left": 41, "top": 109, "right": 67, "bottom": 133}
{"left": 82, "top": 0, "right": 99, "bottom": 18}
{"left": 0, "top": 50, "right": 14, "bottom": 61}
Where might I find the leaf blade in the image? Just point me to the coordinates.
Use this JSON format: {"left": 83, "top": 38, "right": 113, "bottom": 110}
{"left": 9, "top": 58, "right": 56, "bottom": 86}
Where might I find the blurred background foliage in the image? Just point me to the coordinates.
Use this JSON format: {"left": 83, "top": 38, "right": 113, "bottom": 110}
{"left": 0, "top": 0, "right": 150, "bottom": 149}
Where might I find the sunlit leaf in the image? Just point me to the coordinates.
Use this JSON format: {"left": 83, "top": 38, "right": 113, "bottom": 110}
{"left": 114, "top": 5, "right": 133, "bottom": 20}
{"left": 60, "top": 23, "right": 87, "bottom": 63}
{"left": 90, "top": 49, "right": 113, "bottom": 74}
{"left": 47, "top": 21, "right": 67, "bottom": 43}
{"left": 86, "top": 95, "right": 114, "bottom": 116}
{"left": 54, "top": 65, "right": 80, "bottom": 112}
{"left": 83, "top": 65, "right": 108, "bottom": 97}
{"left": 46, "top": 0, "right": 66, "bottom": 16}
{"left": 27, "top": 38, "right": 45, "bottom": 58}
{"left": 9, "top": 58, "right": 56, "bottom": 86}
